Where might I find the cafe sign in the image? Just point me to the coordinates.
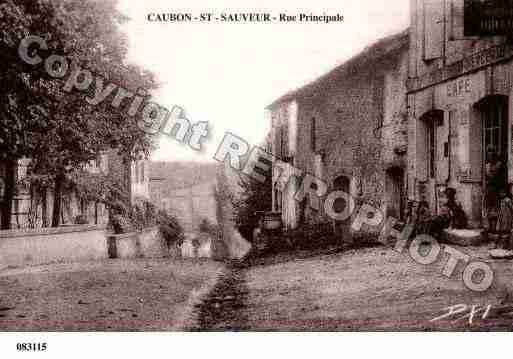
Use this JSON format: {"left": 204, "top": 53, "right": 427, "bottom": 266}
{"left": 407, "top": 43, "right": 512, "bottom": 92}
{"left": 464, "top": 0, "right": 513, "bottom": 37}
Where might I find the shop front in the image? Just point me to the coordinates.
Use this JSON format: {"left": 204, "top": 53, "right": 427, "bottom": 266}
{"left": 407, "top": 44, "right": 513, "bottom": 228}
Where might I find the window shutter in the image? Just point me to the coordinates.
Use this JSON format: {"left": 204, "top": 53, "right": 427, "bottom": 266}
{"left": 468, "top": 106, "right": 482, "bottom": 181}
{"left": 451, "top": 0, "right": 465, "bottom": 39}
{"left": 424, "top": 0, "right": 444, "bottom": 60}
{"left": 416, "top": 118, "right": 429, "bottom": 182}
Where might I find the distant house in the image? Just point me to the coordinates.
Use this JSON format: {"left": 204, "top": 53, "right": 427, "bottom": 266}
{"left": 149, "top": 162, "right": 219, "bottom": 232}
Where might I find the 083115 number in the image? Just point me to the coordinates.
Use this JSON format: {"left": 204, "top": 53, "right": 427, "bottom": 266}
{"left": 16, "top": 343, "right": 47, "bottom": 352}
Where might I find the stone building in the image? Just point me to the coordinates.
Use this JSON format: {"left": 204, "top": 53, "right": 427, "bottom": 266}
{"left": 148, "top": 161, "right": 251, "bottom": 258}
{"left": 407, "top": 0, "right": 513, "bottom": 228}
{"left": 0, "top": 153, "right": 149, "bottom": 229}
{"left": 267, "top": 30, "right": 410, "bottom": 231}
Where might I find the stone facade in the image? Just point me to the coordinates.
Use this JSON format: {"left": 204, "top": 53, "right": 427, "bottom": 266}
{"left": 268, "top": 31, "right": 409, "bottom": 231}
{"left": 407, "top": 0, "right": 513, "bottom": 228}
{"left": 0, "top": 151, "right": 148, "bottom": 229}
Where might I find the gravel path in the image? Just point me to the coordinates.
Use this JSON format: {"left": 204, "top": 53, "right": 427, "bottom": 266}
{"left": 0, "top": 259, "right": 224, "bottom": 331}
{"left": 194, "top": 245, "right": 513, "bottom": 331}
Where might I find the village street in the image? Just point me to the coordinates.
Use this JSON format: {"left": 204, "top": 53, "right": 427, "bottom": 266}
{"left": 1, "top": 243, "right": 513, "bottom": 331}
{"left": 0, "top": 259, "right": 223, "bottom": 331}
{"left": 194, "top": 244, "right": 513, "bottom": 331}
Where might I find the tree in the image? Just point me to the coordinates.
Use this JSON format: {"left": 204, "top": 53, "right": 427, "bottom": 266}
{"left": 0, "top": 0, "right": 158, "bottom": 228}
{"left": 232, "top": 159, "right": 273, "bottom": 240}
{"left": 0, "top": 0, "right": 59, "bottom": 228}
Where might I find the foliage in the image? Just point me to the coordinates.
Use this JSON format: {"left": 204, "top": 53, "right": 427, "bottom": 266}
{"left": 73, "top": 214, "right": 88, "bottom": 225}
{"left": 131, "top": 199, "right": 158, "bottom": 230}
{"left": 278, "top": 222, "right": 379, "bottom": 254}
{"left": 156, "top": 209, "right": 184, "bottom": 248}
{"left": 110, "top": 213, "right": 133, "bottom": 235}
{"left": 107, "top": 197, "right": 184, "bottom": 245}
{"left": 1, "top": 0, "right": 159, "bottom": 228}
{"left": 232, "top": 165, "right": 273, "bottom": 232}
{"left": 199, "top": 218, "right": 220, "bottom": 238}
{"left": 282, "top": 222, "right": 339, "bottom": 250}
{"left": 109, "top": 199, "right": 155, "bottom": 234}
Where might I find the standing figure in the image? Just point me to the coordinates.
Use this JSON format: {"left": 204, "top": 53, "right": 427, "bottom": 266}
{"left": 415, "top": 199, "right": 431, "bottom": 235}
{"left": 405, "top": 201, "right": 415, "bottom": 226}
{"left": 484, "top": 147, "right": 507, "bottom": 233}
{"left": 495, "top": 188, "right": 513, "bottom": 250}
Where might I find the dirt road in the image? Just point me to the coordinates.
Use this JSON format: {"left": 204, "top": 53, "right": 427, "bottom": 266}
{"left": 195, "top": 245, "right": 513, "bottom": 331}
{"left": 0, "top": 259, "right": 223, "bottom": 331}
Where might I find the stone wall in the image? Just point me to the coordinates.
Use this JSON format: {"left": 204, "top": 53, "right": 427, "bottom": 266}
{"left": 0, "top": 225, "right": 108, "bottom": 270}
{"left": 269, "top": 31, "right": 409, "bottom": 230}
{"left": 0, "top": 225, "right": 169, "bottom": 270}
{"left": 108, "top": 227, "right": 168, "bottom": 259}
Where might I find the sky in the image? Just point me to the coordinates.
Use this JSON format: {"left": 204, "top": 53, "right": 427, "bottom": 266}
{"left": 117, "top": 0, "right": 410, "bottom": 162}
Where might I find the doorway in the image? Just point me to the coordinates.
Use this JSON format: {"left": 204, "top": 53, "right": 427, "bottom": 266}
{"left": 386, "top": 167, "right": 405, "bottom": 221}
{"left": 479, "top": 95, "right": 509, "bottom": 165}
{"left": 478, "top": 95, "right": 509, "bottom": 226}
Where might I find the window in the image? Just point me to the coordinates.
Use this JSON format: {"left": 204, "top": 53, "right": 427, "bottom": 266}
{"left": 481, "top": 96, "right": 508, "bottom": 164}
{"left": 423, "top": 0, "right": 444, "bottom": 60}
{"left": 141, "top": 162, "right": 145, "bottom": 182}
{"left": 483, "top": 103, "right": 506, "bottom": 158}
{"left": 311, "top": 117, "right": 316, "bottom": 152}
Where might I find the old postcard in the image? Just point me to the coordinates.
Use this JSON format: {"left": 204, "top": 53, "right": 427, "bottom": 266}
{"left": 1, "top": 0, "right": 512, "bottom": 357}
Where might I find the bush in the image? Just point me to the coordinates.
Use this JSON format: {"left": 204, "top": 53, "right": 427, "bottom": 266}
{"left": 130, "top": 200, "right": 158, "bottom": 230}
{"left": 199, "top": 218, "right": 220, "bottom": 238}
{"left": 108, "top": 199, "right": 161, "bottom": 234}
{"left": 73, "top": 214, "right": 89, "bottom": 225}
{"left": 107, "top": 199, "right": 185, "bottom": 245}
{"left": 110, "top": 213, "right": 134, "bottom": 234}
{"left": 281, "top": 222, "right": 380, "bottom": 252}
{"left": 283, "top": 222, "right": 340, "bottom": 251}
{"left": 156, "top": 209, "right": 184, "bottom": 248}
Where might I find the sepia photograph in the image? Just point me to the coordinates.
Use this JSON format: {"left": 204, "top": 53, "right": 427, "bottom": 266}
{"left": 1, "top": 0, "right": 513, "bottom": 357}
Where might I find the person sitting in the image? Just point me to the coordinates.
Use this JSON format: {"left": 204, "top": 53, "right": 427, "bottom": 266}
{"left": 443, "top": 187, "right": 468, "bottom": 230}
{"left": 428, "top": 187, "right": 468, "bottom": 240}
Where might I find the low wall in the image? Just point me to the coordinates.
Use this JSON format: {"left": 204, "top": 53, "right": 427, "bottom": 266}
{"left": 0, "top": 225, "right": 108, "bottom": 270}
{"left": 108, "top": 227, "right": 168, "bottom": 259}
{"left": 109, "top": 232, "right": 139, "bottom": 259}
{"left": 139, "top": 227, "right": 168, "bottom": 258}
{"left": 180, "top": 233, "right": 230, "bottom": 260}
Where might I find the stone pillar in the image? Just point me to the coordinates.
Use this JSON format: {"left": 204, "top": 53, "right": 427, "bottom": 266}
{"left": 407, "top": 95, "right": 417, "bottom": 201}
{"left": 458, "top": 104, "right": 483, "bottom": 228}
